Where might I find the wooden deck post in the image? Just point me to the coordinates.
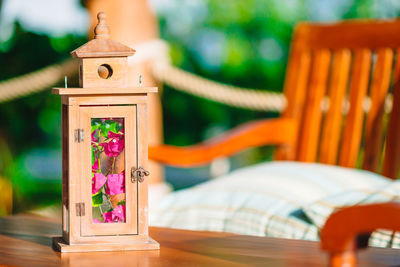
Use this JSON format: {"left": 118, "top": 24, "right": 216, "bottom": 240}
{"left": 85, "top": 0, "right": 165, "bottom": 189}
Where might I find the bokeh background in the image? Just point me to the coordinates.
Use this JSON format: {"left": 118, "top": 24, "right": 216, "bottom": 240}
{"left": 1, "top": 0, "right": 400, "bottom": 215}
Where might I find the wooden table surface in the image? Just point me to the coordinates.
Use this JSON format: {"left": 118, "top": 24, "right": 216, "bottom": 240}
{"left": 0, "top": 215, "right": 399, "bottom": 266}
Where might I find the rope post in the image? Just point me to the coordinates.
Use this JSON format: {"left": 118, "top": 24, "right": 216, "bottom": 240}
{"left": 86, "top": 0, "right": 166, "bottom": 189}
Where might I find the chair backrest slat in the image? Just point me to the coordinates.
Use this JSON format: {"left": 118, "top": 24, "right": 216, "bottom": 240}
{"left": 319, "top": 49, "right": 351, "bottom": 165}
{"left": 383, "top": 49, "right": 400, "bottom": 178}
{"left": 339, "top": 49, "right": 372, "bottom": 168}
{"left": 281, "top": 50, "right": 312, "bottom": 123}
{"left": 362, "top": 48, "right": 394, "bottom": 172}
{"left": 297, "top": 50, "right": 331, "bottom": 162}
{"left": 278, "top": 20, "right": 400, "bottom": 178}
{"left": 276, "top": 50, "right": 311, "bottom": 160}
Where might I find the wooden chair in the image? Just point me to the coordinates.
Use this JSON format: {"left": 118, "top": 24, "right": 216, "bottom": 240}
{"left": 149, "top": 19, "right": 400, "bottom": 266}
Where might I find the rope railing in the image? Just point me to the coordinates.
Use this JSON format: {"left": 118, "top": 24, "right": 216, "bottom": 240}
{"left": 2, "top": 39, "right": 394, "bottom": 115}
{"left": 0, "top": 56, "right": 394, "bottom": 114}
{"left": 0, "top": 39, "right": 286, "bottom": 111}
{"left": 0, "top": 38, "right": 395, "bottom": 114}
{"left": 152, "top": 61, "right": 286, "bottom": 112}
{"left": 0, "top": 59, "right": 76, "bottom": 103}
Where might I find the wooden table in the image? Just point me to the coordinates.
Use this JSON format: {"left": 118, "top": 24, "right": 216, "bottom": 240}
{"left": 0, "top": 215, "right": 399, "bottom": 266}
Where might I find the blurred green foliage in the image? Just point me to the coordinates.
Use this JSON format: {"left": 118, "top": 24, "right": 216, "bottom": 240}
{"left": 0, "top": 23, "right": 86, "bottom": 212}
{"left": 157, "top": 0, "right": 400, "bottom": 146}
{"left": 1, "top": 0, "right": 400, "bottom": 212}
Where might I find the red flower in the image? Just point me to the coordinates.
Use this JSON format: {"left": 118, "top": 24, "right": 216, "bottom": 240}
{"left": 92, "top": 158, "right": 99, "bottom": 173}
{"left": 91, "top": 131, "right": 98, "bottom": 142}
{"left": 99, "top": 131, "right": 124, "bottom": 157}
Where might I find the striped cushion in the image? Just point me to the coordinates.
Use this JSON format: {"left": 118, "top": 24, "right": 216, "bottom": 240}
{"left": 303, "top": 180, "right": 400, "bottom": 248}
{"left": 150, "top": 161, "right": 390, "bottom": 240}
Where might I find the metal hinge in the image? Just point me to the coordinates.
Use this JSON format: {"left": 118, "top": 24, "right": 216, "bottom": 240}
{"left": 74, "top": 129, "right": 84, "bottom": 143}
{"left": 76, "top": 202, "right": 85, "bottom": 216}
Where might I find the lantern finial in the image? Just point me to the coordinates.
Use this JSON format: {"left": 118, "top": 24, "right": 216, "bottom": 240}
{"left": 94, "top": 12, "right": 110, "bottom": 39}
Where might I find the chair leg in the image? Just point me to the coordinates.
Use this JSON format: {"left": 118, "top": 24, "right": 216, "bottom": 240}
{"left": 330, "top": 250, "right": 356, "bottom": 267}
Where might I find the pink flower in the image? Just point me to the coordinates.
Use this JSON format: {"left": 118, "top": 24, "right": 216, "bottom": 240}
{"left": 91, "top": 131, "right": 98, "bottom": 142}
{"left": 99, "top": 131, "right": 124, "bottom": 157}
{"left": 103, "top": 204, "right": 125, "bottom": 223}
{"left": 92, "top": 158, "right": 99, "bottom": 173}
{"left": 103, "top": 211, "right": 113, "bottom": 223}
{"left": 93, "top": 219, "right": 102, "bottom": 223}
{"left": 92, "top": 173, "right": 107, "bottom": 194}
{"left": 112, "top": 205, "right": 125, "bottom": 222}
{"left": 105, "top": 171, "right": 125, "bottom": 195}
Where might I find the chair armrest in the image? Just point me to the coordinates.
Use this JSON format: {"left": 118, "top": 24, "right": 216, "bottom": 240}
{"left": 149, "top": 118, "right": 298, "bottom": 167}
{"left": 321, "top": 202, "right": 400, "bottom": 267}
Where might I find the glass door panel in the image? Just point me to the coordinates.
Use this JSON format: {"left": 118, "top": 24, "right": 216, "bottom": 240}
{"left": 91, "top": 118, "right": 126, "bottom": 223}
{"left": 79, "top": 106, "right": 137, "bottom": 236}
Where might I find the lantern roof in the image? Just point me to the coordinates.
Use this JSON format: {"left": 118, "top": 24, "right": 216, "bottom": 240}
{"left": 71, "top": 12, "right": 136, "bottom": 58}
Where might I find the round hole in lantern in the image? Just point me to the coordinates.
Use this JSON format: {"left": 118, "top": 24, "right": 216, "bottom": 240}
{"left": 98, "top": 64, "right": 113, "bottom": 79}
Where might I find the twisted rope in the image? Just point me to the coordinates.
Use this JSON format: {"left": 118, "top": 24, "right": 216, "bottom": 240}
{"left": 0, "top": 39, "right": 394, "bottom": 113}
{"left": 0, "top": 37, "right": 286, "bottom": 111}
{"left": 0, "top": 57, "right": 286, "bottom": 111}
{"left": 152, "top": 61, "right": 286, "bottom": 112}
{"left": 0, "top": 59, "right": 76, "bottom": 103}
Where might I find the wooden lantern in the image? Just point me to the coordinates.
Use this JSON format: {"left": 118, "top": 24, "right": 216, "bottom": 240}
{"left": 52, "top": 12, "right": 159, "bottom": 252}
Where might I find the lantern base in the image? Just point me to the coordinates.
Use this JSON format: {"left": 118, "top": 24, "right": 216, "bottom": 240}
{"left": 52, "top": 236, "right": 160, "bottom": 253}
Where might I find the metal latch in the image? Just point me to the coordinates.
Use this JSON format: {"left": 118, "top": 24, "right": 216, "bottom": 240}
{"left": 76, "top": 202, "right": 85, "bottom": 216}
{"left": 131, "top": 167, "right": 150, "bottom": 183}
{"left": 74, "top": 129, "right": 84, "bottom": 143}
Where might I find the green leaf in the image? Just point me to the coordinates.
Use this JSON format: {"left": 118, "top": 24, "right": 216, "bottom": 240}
{"left": 91, "top": 119, "right": 102, "bottom": 132}
{"left": 105, "top": 207, "right": 114, "bottom": 213}
{"left": 91, "top": 148, "right": 97, "bottom": 166}
{"left": 100, "top": 120, "right": 118, "bottom": 137}
{"left": 92, "top": 192, "right": 103, "bottom": 207}
{"left": 116, "top": 200, "right": 126, "bottom": 206}
{"left": 116, "top": 122, "right": 123, "bottom": 133}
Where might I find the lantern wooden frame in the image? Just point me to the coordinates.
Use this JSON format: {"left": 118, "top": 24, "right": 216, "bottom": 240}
{"left": 52, "top": 12, "right": 159, "bottom": 252}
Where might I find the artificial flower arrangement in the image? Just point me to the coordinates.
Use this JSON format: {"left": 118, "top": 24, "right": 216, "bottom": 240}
{"left": 91, "top": 118, "right": 126, "bottom": 223}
